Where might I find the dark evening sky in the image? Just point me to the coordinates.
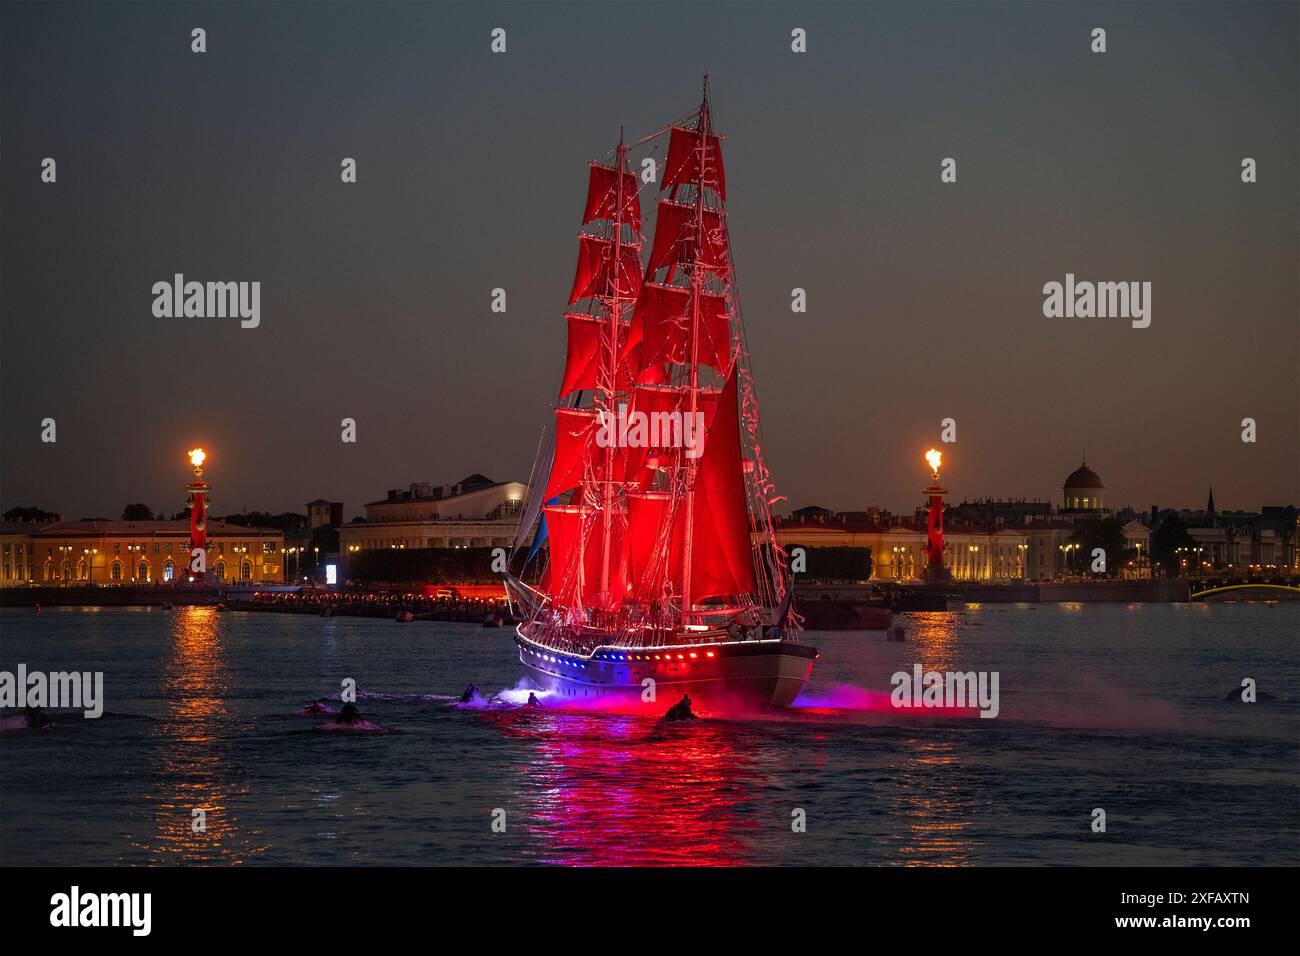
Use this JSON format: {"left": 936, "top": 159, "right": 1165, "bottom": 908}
{"left": 2, "top": 2, "right": 1296, "bottom": 521}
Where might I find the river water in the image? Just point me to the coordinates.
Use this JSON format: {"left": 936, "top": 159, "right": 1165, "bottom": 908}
{"left": 1, "top": 602, "right": 1295, "bottom": 866}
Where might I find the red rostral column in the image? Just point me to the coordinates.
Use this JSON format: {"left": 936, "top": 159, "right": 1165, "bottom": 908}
{"left": 186, "top": 448, "right": 209, "bottom": 580}
{"left": 922, "top": 448, "right": 950, "bottom": 581}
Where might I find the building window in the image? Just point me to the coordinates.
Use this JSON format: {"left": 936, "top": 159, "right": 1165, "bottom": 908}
{"left": 214, "top": 561, "right": 226, "bottom": 581}
{"left": 240, "top": 561, "right": 252, "bottom": 581}
{"left": 163, "top": 561, "right": 174, "bottom": 582}
{"left": 111, "top": 561, "right": 123, "bottom": 581}
{"left": 138, "top": 561, "right": 149, "bottom": 581}
{"left": 113, "top": 543, "right": 121, "bottom": 554}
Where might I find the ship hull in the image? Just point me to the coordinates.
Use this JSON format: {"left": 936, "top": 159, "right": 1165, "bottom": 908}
{"left": 514, "top": 625, "right": 818, "bottom": 710}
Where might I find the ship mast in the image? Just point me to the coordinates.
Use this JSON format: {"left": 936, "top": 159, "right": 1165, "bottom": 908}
{"left": 679, "top": 76, "right": 711, "bottom": 628}
{"left": 598, "top": 128, "right": 629, "bottom": 608}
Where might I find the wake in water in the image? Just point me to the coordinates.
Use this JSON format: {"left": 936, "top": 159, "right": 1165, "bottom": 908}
{"left": 789, "top": 678, "right": 1202, "bottom": 734}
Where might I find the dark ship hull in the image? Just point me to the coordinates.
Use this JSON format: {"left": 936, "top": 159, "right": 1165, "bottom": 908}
{"left": 514, "top": 623, "right": 817, "bottom": 709}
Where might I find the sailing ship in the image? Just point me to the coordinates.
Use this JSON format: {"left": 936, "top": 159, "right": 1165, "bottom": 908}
{"left": 503, "top": 80, "right": 817, "bottom": 709}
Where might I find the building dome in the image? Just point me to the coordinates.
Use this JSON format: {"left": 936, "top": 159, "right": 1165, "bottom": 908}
{"left": 1064, "top": 463, "right": 1104, "bottom": 491}
{"left": 1062, "top": 462, "right": 1105, "bottom": 511}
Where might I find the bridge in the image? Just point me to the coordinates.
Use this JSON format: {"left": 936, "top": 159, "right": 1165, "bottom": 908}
{"left": 1190, "top": 583, "right": 1300, "bottom": 600}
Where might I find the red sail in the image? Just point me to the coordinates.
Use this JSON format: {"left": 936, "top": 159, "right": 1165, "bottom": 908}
{"left": 623, "top": 282, "right": 731, "bottom": 379}
{"left": 542, "top": 504, "right": 586, "bottom": 605}
{"left": 687, "top": 371, "right": 756, "bottom": 601}
{"left": 560, "top": 314, "right": 602, "bottom": 397}
{"left": 662, "top": 125, "right": 726, "bottom": 199}
{"left": 622, "top": 384, "right": 721, "bottom": 487}
{"left": 543, "top": 503, "right": 628, "bottom": 610}
{"left": 544, "top": 407, "right": 598, "bottom": 501}
{"left": 583, "top": 163, "right": 641, "bottom": 234}
{"left": 626, "top": 491, "right": 678, "bottom": 598}
{"left": 587, "top": 511, "right": 629, "bottom": 611}
{"left": 646, "top": 200, "right": 729, "bottom": 278}
{"left": 569, "top": 235, "right": 642, "bottom": 304}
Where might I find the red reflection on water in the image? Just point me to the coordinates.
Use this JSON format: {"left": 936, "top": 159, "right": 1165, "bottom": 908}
{"left": 481, "top": 707, "right": 759, "bottom": 866}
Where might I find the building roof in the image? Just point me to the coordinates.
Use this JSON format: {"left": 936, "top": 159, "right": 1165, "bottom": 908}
{"left": 1063, "top": 462, "right": 1105, "bottom": 490}
{"left": 29, "top": 519, "right": 280, "bottom": 537}
{"left": 364, "top": 478, "right": 521, "bottom": 508}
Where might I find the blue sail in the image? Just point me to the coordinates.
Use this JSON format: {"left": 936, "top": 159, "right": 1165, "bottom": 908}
{"left": 526, "top": 497, "right": 561, "bottom": 565}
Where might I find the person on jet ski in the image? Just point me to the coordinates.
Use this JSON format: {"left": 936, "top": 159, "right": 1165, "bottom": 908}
{"left": 459, "top": 683, "right": 481, "bottom": 703}
{"left": 663, "top": 694, "right": 697, "bottom": 721}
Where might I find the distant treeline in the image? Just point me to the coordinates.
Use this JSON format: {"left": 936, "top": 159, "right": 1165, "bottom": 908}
{"left": 783, "top": 545, "right": 874, "bottom": 582}
{"left": 348, "top": 547, "right": 502, "bottom": 584}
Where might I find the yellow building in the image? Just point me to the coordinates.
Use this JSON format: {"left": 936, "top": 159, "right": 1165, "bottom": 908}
{"left": 773, "top": 518, "right": 1029, "bottom": 582}
{"left": 5, "top": 519, "right": 285, "bottom": 586}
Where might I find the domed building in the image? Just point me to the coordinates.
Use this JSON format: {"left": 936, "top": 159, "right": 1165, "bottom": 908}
{"left": 1062, "top": 461, "right": 1105, "bottom": 512}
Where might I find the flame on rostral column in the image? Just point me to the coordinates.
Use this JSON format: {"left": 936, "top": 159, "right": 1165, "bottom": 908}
{"left": 188, "top": 448, "right": 206, "bottom": 473}
{"left": 925, "top": 448, "right": 942, "bottom": 476}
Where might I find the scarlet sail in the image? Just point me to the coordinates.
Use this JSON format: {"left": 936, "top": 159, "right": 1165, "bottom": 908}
{"left": 583, "top": 163, "right": 641, "bottom": 233}
{"left": 684, "top": 371, "right": 755, "bottom": 601}
{"left": 646, "top": 200, "right": 729, "bottom": 278}
{"left": 569, "top": 235, "right": 642, "bottom": 304}
{"left": 662, "top": 125, "right": 726, "bottom": 199}
{"left": 623, "top": 283, "right": 732, "bottom": 380}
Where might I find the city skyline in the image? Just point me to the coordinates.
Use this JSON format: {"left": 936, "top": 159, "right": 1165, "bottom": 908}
{"left": 2, "top": 449, "right": 1291, "bottom": 525}
{"left": 3, "top": 2, "right": 1296, "bottom": 520}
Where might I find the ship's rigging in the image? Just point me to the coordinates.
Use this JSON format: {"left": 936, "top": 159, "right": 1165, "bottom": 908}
{"left": 509, "top": 79, "right": 793, "bottom": 653}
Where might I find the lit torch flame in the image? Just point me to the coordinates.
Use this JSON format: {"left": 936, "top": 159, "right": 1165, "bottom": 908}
{"left": 188, "top": 448, "right": 206, "bottom": 470}
{"left": 925, "top": 448, "right": 942, "bottom": 475}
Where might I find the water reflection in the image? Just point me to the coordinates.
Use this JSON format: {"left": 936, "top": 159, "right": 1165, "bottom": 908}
{"left": 907, "top": 611, "right": 961, "bottom": 672}
{"left": 486, "top": 709, "right": 759, "bottom": 865}
{"left": 891, "top": 737, "right": 982, "bottom": 866}
{"left": 134, "top": 606, "right": 264, "bottom": 863}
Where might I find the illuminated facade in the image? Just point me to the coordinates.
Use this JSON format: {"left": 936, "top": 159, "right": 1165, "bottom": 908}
{"left": 339, "top": 475, "right": 528, "bottom": 555}
{"left": 772, "top": 520, "right": 1030, "bottom": 582}
{"left": 3, "top": 520, "right": 285, "bottom": 586}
